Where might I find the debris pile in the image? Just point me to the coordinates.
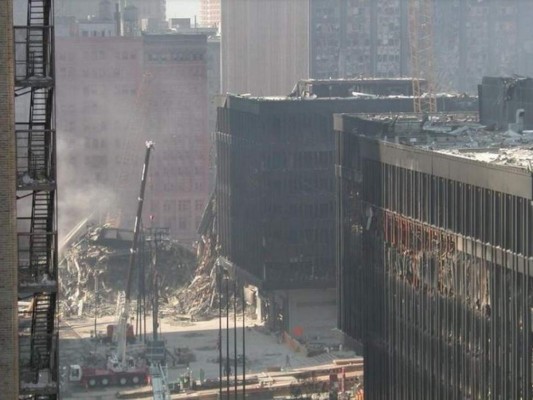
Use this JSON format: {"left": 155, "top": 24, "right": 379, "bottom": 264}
{"left": 168, "top": 233, "right": 220, "bottom": 320}
{"left": 59, "top": 224, "right": 196, "bottom": 318}
{"left": 168, "top": 194, "right": 223, "bottom": 320}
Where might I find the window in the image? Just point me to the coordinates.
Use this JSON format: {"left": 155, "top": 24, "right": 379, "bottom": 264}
{"left": 178, "top": 200, "right": 191, "bottom": 211}
{"left": 195, "top": 199, "right": 203, "bottom": 211}
{"left": 178, "top": 217, "right": 188, "bottom": 230}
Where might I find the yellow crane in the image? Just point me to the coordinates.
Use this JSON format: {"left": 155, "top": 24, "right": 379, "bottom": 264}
{"left": 408, "top": 0, "right": 437, "bottom": 114}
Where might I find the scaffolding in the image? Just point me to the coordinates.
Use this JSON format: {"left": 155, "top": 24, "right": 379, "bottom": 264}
{"left": 14, "top": 0, "right": 58, "bottom": 398}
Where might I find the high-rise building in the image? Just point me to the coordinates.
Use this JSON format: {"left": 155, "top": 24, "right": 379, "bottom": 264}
{"left": 221, "top": 0, "right": 309, "bottom": 96}
{"left": 221, "top": 0, "right": 410, "bottom": 96}
{"left": 142, "top": 33, "right": 211, "bottom": 240}
{"left": 336, "top": 112, "right": 533, "bottom": 399}
{"left": 56, "top": 0, "right": 166, "bottom": 32}
{"left": 56, "top": 36, "right": 143, "bottom": 229}
{"left": 199, "top": 0, "right": 220, "bottom": 29}
{"left": 222, "top": 0, "right": 533, "bottom": 96}
{"left": 56, "top": 32, "right": 213, "bottom": 243}
{"left": 310, "top": 0, "right": 410, "bottom": 79}
{"left": 215, "top": 80, "right": 476, "bottom": 336}
{"left": 433, "top": 0, "right": 533, "bottom": 92}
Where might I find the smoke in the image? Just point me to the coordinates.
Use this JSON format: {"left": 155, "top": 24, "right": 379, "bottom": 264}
{"left": 56, "top": 134, "right": 119, "bottom": 244}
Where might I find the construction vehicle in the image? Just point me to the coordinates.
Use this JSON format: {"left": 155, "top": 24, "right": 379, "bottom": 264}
{"left": 69, "top": 141, "right": 155, "bottom": 389}
{"left": 104, "top": 323, "right": 136, "bottom": 344}
{"left": 68, "top": 360, "right": 148, "bottom": 388}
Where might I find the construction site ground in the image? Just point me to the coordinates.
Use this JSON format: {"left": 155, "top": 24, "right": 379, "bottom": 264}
{"left": 60, "top": 314, "right": 359, "bottom": 399}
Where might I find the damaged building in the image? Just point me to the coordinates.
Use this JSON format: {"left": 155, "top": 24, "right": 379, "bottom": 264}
{"left": 214, "top": 79, "right": 477, "bottom": 342}
{"left": 479, "top": 76, "right": 533, "bottom": 131}
{"left": 335, "top": 112, "right": 533, "bottom": 399}
{"left": 59, "top": 225, "right": 197, "bottom": 320}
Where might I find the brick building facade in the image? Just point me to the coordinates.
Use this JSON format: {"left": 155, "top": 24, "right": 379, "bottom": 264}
{"left": 56, "top": 33, "right": 211, "bottom": 242}
{"left": 199, "top": 0, "right": 220, "bottom": 29}
{"left": 0, "top": 1, "right": 20, "bottom": 398}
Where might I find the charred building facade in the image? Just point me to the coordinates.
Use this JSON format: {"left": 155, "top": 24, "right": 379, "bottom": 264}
{"left": 215, "top": 81, "right": 476, "bottom": 336}
{"left": 479, "top": 76, "right": 533, "bottom": 131}
{"left": 336, "top": 113, "right": 533, "bottom": 399}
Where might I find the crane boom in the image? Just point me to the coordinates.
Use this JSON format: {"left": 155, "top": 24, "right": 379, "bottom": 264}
{"left": 409, "top": 0, "right": 437, "bottom": 114}
{"left": 115, "top": 140, "right": 155, "bottom": 368}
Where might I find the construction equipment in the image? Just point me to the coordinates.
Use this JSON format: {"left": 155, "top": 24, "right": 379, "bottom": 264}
{"left": 103, "top": 323, "right": 136, "bottom": 344}
{"left": 69, "top": 141, "right": 155, "bottom": 388}
{"left": 408, "top": 0, "right": 437, "bottom": 113}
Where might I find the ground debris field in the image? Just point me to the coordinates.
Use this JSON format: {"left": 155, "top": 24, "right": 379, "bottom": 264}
{"left": 59, "top": 222, "right": 221, "bottom": 321}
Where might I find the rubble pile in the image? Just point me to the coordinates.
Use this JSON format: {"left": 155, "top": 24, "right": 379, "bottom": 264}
{"left": 167, "top": 195, "right": 224, "bottom": 320}
{"left": 168, "top": 232, "right": 220, "bottom": 320}
{"left": 59, "top": 224, "right": 196, "bottom": 318}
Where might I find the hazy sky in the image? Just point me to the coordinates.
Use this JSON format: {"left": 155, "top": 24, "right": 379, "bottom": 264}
{"left": 167, "top": 0, "right": 200, "bottom": 19}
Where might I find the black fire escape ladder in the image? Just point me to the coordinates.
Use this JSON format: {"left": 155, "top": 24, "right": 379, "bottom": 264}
{"left": 15, "top": 0, "right": 58, "bottom": 398}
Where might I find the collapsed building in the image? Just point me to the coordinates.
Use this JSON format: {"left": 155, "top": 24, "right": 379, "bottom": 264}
{"left": 60, "top": 225, "right": 197, "bottom": 320}
{"left": 335, "top": 112, "right": 533, "bottom": 399}
{"left": 214, "top": 79, "right": 477, "bottom": 344}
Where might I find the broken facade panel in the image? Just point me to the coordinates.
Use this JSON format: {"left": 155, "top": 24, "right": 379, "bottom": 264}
{"left": 335, "top": 112, "right": 533, "bottom": 399}
{"left": 215, "top": 81, "right": 476, "bottom": 333}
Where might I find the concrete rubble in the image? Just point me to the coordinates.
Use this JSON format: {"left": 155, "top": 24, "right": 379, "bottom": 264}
{"left": 59, "top": 223, "right": 197, "bottom": 319}
{"left": 59, "top": 197, "right": 224, "bottom": 322}
{"left": 166, "top": 233, "right": 220, "bottom": 320}
{"left": 168, "top": 194, "right": 225, "bottom": 320}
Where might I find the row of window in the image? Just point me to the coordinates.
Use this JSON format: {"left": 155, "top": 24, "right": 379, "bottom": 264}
{"left": 146, "top": 51, "right": 204, "bottom": 62}
{"left": 362, "top": 159, "right": 533, "bottom": 256}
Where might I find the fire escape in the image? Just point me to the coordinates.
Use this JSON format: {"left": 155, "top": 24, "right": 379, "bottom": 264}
{"left": 14, "top": 0, "right": 58, "bottom": 398}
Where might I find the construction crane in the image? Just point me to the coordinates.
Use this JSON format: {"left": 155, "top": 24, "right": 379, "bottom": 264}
{"left": 408, "top": 0, "right": 437, "bottom": 114}
{"left": 69, "top": 141, "right": 155, "bottom": 388}
{"left": 115, "top": 140, "right": 155, "bottom": 367}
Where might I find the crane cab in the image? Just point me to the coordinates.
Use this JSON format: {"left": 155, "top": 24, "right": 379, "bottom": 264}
{"left": 69, "top": 365, "right": 82, "bottom": 382}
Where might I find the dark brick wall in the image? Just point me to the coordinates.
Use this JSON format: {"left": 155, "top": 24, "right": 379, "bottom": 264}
{"left": 0, "top": 0, "right": 20, "bottom": 398}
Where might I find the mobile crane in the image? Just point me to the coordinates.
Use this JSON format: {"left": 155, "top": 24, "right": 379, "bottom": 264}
{"left": 69, "top": 141, "right": 155, "bottom": 388}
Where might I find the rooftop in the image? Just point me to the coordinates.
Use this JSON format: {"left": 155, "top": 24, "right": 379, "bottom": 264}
{"left": 339, "top": 113, "right": 533, "bottom": 171}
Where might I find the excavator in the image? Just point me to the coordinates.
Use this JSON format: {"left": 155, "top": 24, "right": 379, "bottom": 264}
{"left": 69, "top": 141, "right": 155, "bottom": 388}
